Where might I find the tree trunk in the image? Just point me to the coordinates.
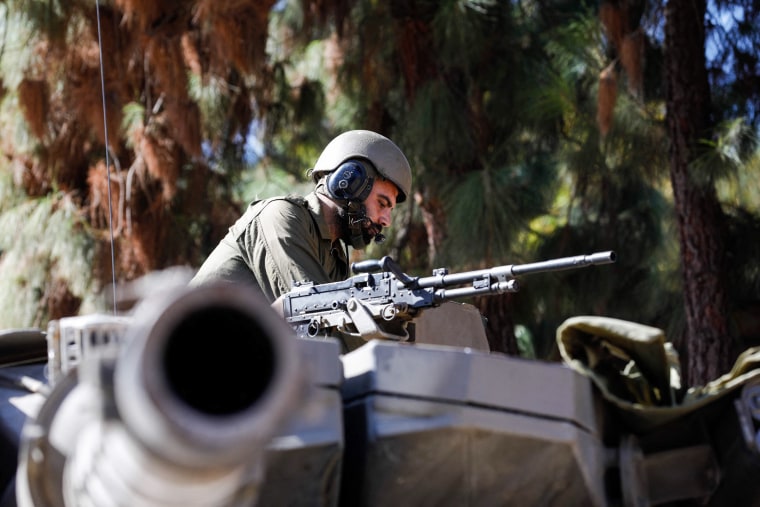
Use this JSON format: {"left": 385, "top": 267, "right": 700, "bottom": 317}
{"left": 413, "top": 187, "right": 447, "bottom": 266}
{"left": 473, "top": 293, "right": 519, "bottom": 355}
{"left": 665, "top": 0, "right": 733, "bottom": 386}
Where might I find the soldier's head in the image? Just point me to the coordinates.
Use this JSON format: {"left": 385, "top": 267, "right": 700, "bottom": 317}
{"left": 312, "top": 130, "right": 412, "bottom": 249}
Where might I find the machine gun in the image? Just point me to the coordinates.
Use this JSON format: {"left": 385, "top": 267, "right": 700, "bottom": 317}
{"left": 282, "top": 251, "right": 616, "bottom": 344}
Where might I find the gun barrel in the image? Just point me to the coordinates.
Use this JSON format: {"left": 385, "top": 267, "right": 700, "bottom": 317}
{"left": 510, "top": 250, "right": 616, "bottom": 276}
{"left": 115, "top": 283, "right": 302, "bottom": 467}
{"left": 18, "top": 283, "right": 303, "bottom": 507}
{"left": 417, "top": 251, "right": 616, "bottom": 290}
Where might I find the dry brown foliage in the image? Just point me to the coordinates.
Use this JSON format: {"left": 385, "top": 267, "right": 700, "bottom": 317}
{"left": 398, "top": 20, "right": 436, "bottom": 100}
{"left": 114, "top": 0, "right": 179, "bottom": 32}
{"left": 181, "top": 32, "right": 203, "bottom": 75}
{"left": 18, "top": 79, "right": 49, "bottom": 139}
{"left": 87, "top": 161, "right": 125, "bottom": 234}
{"left": 128, "top": 216, "right": 168, "bottom": 274}
{"left": 13, "top": 157, "right": 50, "bottom": 197}
{"left": 599, "top": 1, "right": 626, "bottom": 50}
{"left": 620, "top": 29, "right": 644, "bottom": 98}
{"left": 82, "top": 6, "right": 128, "bottom": 77}
{"left": 144, "top": 36, "right": 202, "bottom": 158}
{"left": 67, "top": 61, "right": 123, "bottom": 150}
{"left": 43, "top": 278, "right": 83, "bottom": 321}
{"left": 183, "top": 162, "right": 213, "bottom": 215}
{"left": 145, "top": 36, "right": 187, "bottom": 96}
{"left": 597, "top": 64, "right": 618, "bottom": 137}
{"left": 413, "top": 190, "right": 447, "bottom": 264}
{"left": 137, "top": 126, "right": 181, "bottom": 204}
{"left": 599, "top": 0, "right": 645, "bottom": 105}
{"left": 62, "top": 9, "right": 132, "bottom": 161}
{"left": 7, "top": 0, "right": 282, "bottom": 285}
{"left": 194, "top": 2, "right": 275, "bottom": 76}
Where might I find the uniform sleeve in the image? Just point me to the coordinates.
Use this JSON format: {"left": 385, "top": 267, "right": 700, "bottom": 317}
{"left": 240, "top": 199, "right": 333, "bottom": 300}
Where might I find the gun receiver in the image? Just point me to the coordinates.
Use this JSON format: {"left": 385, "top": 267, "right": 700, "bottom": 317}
{"left": 282, "top": 251, "right": 616, "bottom": 345}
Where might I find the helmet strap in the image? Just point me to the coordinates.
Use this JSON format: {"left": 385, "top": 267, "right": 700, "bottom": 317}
{"left": 345, "top": 201, "right": 370, "bottom": 250}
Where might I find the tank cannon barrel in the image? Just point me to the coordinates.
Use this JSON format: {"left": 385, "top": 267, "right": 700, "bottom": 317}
{"left": 17, "top": 282, "right": 303, "bottom": 507}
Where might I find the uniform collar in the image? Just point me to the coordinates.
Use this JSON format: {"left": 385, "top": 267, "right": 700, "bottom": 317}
{"left": 305, "top": 191, "right": 335, "bottom": 242}
{"left": 305, "top": 191, "right": 349, "bottom": 267}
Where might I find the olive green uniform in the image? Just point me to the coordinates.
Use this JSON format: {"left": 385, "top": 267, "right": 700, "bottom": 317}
{"left": 190, "top": 192, "right": 349, "bottom": 302}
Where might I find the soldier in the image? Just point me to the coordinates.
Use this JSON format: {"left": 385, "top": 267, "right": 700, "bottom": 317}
{"left": 190, "top": 130, "right": 413, "bottom": 303}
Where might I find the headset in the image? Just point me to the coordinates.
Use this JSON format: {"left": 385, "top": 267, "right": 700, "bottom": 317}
{"left": 326, "top": 160, "right": 374, "bottom": 202}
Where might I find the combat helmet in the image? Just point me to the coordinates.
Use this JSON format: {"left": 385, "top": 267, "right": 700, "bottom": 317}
{"left": 312, "top": 130, "right": 412, "bottom": 203}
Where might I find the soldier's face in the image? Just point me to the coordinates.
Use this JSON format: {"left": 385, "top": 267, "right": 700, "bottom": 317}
{"left": 363, "top": 178, "right": 398, "bottom": 232}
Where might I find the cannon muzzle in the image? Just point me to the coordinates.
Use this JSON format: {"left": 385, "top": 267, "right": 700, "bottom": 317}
{"left": 18, "top": 282, "right": 303, "bottom": 507}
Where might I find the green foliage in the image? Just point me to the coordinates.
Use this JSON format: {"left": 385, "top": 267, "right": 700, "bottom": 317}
{"left": 267, "top": 0, "right": 721, "bottom": 360}
{"left": 499, "top": 6, "right": 683, "bottom": 355}
{"left": 0, "top": 166, "right": 22, "bottom": 214}
{"left": 121, "top": 101, "right": 144, "bottom": 147}
{"left": 404, "top": 80, "right": 475, "bottom": 172}
{"left": 3, "top": 0, "right": 71, "bottom": 42}
{"left": 235, "top": 164, "right": 312, "bottom": 204}
{"left": 0, "top": 191, "right": 97, "bottom": 327}
{"left": 261, "top": 33, "right": 333, "bottom": 179}
{"left": 443, "top": 156, "right": 558, "bottom": 266}
{"left": 188, "top": 75, "right": 233, "bottom": 150}
{"left": 515, "top": 324, "right": 536, "bottom": 358}
{"left": 0, "top": 4, "right": 37, "bottom": 89}
{"left": 433, "top": 0, "right": 504, "bottom": 72}
{"left": 696, "top": 118, "right": 758, "bottom": 189}
{"left": 720, "top": 141, "right": 760, "bottom": 212}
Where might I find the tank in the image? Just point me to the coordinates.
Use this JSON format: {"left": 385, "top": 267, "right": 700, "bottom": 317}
{"left": 1, "top": 275, "right": 760, "bottom": 506}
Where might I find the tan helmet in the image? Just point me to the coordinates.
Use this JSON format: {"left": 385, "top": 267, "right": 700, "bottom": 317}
{"left": 312, "top": 130, "right": 412, "bottom": 203}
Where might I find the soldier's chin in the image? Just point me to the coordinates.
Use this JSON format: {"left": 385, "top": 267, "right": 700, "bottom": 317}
{"left": 349, "top": 230, "right": 376, "bottom": 250}
{"left": 356, "top": 231, "right": 375, "bottom": 249}
{"left": 341, "top": 229, "right": 371, "bottom": 250}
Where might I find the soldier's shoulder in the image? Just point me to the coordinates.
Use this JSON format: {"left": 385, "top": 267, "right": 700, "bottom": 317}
{"left": 253, "top": 194, "right": 307, "bottom": 207}
{"left": 255, "top": 195, "right": 310, "bottom": 220}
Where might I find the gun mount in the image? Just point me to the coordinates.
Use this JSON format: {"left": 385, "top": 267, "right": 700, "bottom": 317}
{"left": 15, "top": 282, "right": 304, "bottom": 507}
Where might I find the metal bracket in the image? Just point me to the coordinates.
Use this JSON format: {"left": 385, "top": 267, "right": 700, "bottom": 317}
{"left": 619, "top": 435, "right": 720, "bottom": 507}
{"left": 735, "top": 380, "right": 760, "bottom": 454}
{"left": 340, "top": 298, "right": 409, "bottom": 342}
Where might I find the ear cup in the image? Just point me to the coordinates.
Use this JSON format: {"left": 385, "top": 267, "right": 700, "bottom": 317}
{"left": 326, "top": 160, "right": 374, "bottom": 201}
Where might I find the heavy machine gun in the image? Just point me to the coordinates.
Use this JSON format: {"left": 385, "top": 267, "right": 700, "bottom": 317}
{"left": 282, "top": 251, "right": 616, "bottom": 344}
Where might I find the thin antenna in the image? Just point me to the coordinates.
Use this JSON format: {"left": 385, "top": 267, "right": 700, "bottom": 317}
{"left": 95, "top": 0, "right": 118, "bottom": 313}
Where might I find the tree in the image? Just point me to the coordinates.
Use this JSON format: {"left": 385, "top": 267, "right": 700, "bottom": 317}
{"left": 0, "top": 0, "right": 278, "bottom": 324}
{"left": 665, "top": 0, "right": 733, "bottom": 385}
{"left": 593, "top": 0, "right": 760, "bottom": 385}
{"left": 0, "top": 0, "right": 757, "bottom": 373}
